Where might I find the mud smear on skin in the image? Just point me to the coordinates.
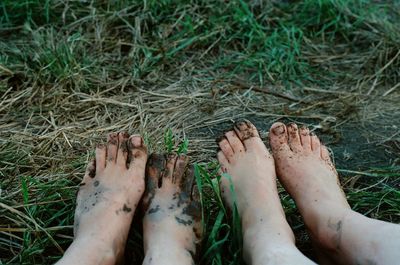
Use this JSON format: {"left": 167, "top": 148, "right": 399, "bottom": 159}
{"left": 141, "top": 153, "right": 204, "bottom": 263}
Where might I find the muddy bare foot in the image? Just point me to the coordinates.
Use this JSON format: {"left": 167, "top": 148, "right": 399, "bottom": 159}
{"left": 217, "top": 120, "right": 314, "bottom": 265}
{"left": 270, "top": 122, "right": 400, "bottom": 264}
{"left": 142, "top": 154, "right": 202, "bottom": 265}
{"left": 57, "top": 132, "right": 147, "bottom": 265}
{"left": 269, "top": 122, "right": 353, "bottom": 260}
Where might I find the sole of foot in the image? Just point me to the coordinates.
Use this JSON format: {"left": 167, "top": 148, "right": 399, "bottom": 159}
{"left": 58, "top": 132, "right": 148, "bottom": 265}
{"left": 269, "top": 122, "right": 351, "bottom": 256}
{"left": 142, "top": 153, "right": 202, "bottom": 265}
{"left": 217, "top": 120, "right": 314, "bottom": 265}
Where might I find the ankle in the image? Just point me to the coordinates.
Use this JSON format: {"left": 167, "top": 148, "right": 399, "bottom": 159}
{"left": 306, "top": 205, "right": 352, "bottom": 252}
{"left": 242, "top": 214, "right": 296, "bottom": 262}
{"left": 144, "top": 241, "right": 193, "bottom": 265}
{"left": 58, "top": 237, "right": 118, "bottom": 265}
{"left": 243, "top": 228, "right": 298, "bottom": 264}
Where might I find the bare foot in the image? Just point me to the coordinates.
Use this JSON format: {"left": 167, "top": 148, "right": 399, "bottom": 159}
{"left": 270, "top": 122, "right": 400, "bottom": 265}
{"left": 57, "top": 132, "right": 148, "bottom": 265}
{"left": 142, "top": 154, "right": 202, "bottom": 265}
{"left": 217, "top": 120, "right": 314, "bottom": 265}
{"left": 269, "top": 123, "right": 350, "bottom": 249}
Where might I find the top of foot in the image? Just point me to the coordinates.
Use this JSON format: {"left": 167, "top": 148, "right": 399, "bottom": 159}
{"left": 71, "top": 132, "right": 148, "bottom": 264}
{"left": 217, "top": 120, "right": 301, "bottom": 264}
{"left": 217, "top": 120, "right": 277, "bottom": 213}
{"left": 269, "top": 122, "right": 351, "bottom": 252}
{"left": 268, "top": 122, "right": 349, "bottom": 209}
{"left": 142, "top": 153, "right": 202, "bottom": 265}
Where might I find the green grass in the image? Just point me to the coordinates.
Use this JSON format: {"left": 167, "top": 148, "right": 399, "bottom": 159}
{"left": 1, "top": 0, "right": 399, "bottom": 86}
{"left": 1, "top": 0, "right": 399, "bottom": 264}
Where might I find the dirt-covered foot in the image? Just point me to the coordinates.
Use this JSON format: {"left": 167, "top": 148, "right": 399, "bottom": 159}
{"left": 57, "top": 132, "right": 148, "bottom": 265}
{"left": 269, "top": 122, "right": 351, "bottom": 255}
{"left": 142, "top": 154, "right": 202, "bottom": 265}
{"left": 217, "top": 120, "right": 314, "bottom": 265}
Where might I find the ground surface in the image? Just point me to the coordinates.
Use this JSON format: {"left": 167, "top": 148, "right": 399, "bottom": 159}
{"left": 0, "top": 1, "right": 399, "bottom": 264}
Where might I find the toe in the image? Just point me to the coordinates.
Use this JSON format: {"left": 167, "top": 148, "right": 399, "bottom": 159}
{"left": 145, "top": 154, "right": 165, "bottom": 190}
{"left": 128, "top": 135, "right": 148, "bottom": 171}
{"left": 190, "top": 184, "right": 203, "bottom": 242}
{"left": 311, "top": 133, "right": 321, "bottom": 154}
{"left": 217, "top": 151, "right": 229, "bottom": 172}
{"left": 173, "top": 154, "right": 189, "bottom": 184}
{"left": 233, "top": 119, "right": 262, "bottom": 149}
{"left": 106, "top": 132, "right": 119, "bottom": 164}
{"left": 181, "top": 164, "right": 195, "bottom": 195}
{"left": 299, "top": 126, "right": 312, "bottom": 151}
{"left": 117, "top": 132, "right": 130, "bottom": 168}
{"left": 143, "top": 154, "right": 165, "bottom": 211}
{"left": 287, "top": 123, "right": 302, "bottom": 152}
{"left": 218, "top": 138, "right": 234, "bottom": 162}
{"left": 163, "top": 153, "right": 177, "bottom": 185}
{"left": 95, "top": 144, "right": 106, "bottom": 173}
{"left": 321, "top": 145, "right": 332, "bottom": 163}
{"left": 269, "top": 122, "right": 291, "bottom": 154}
{"left": 224, "top": 130, "right": 245, "bottom": 153}
{"left": 82, "top": 158, "right": 96, "bottom": 185}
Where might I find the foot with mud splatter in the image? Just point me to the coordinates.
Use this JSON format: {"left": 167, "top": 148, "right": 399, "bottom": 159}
{"left": 57, "top": 132, "right": 147, "bottom": 265}
{"left": 142, "top": 154, "right": 202, "bottom": 265}
{"left": 217, "top": 120, "right": 314, "bottom": 265}
{"left": 269, "top": 122, "right": 400, "bottom": 265}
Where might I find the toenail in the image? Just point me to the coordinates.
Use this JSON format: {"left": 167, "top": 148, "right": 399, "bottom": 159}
{"left": 108, "top": 133, "right": 118, "bottom": 144}
{"left": 96, "top": 143, "right": 106, "bottom": 149}
{"left": 244, "top": 119, "right": 253, "bottom": 127}
{"left": 120, "top": 131, "right": 130, "bottom": 138}
{"left": 234, "top": 120, "right": 247, "bottom": 128}
{"left": 167, "top": 153, "right": 178, "bottom": 162}
{"left": 215, "top": 135, "right": 226, "bottom": 144}
{"left": 131, "top": 136, "right": 142, "bottom": 147}
{"left": 287, "top": 123, "right": 298, "bottom": 130}
{"left": 224, "top": 130, "right": 234, "bottom": 136}
{"left": 300, "top": 127, "right": 309, "bottom": 135}
{"left": 272, "top": 125, "right": 285, "bottom": 135}
{"left": 178, "top": 154, "right": 187, "bottom": 160}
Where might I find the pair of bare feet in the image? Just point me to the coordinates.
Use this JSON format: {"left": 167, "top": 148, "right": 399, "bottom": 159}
{"left": 57, "top": 133, "right": 201, "bottom": 265}
{"left": 57, "top": 121, "right": 400, "bottom": 265}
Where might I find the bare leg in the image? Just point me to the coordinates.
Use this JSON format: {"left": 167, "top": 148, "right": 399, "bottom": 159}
{"left": 217, "top": 120, "right": 315, "bottom": 265}
{"left": 57, "top": 132, "right": 148, "bottom": 265}
{"left": 269, "top": 122, "right": 400, "bottom": 265}
{"left": 142, "top": 154, "right": 202, "bottom": 265}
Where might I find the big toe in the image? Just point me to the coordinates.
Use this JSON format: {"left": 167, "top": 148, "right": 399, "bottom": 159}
{"left": 128, "top": 135, "right": 148, "bottom": 170}
{"left": 269, "top": 122, "right": 291, "bottom": 155}
{"left": 143, "top": 153, "right": 165, "bottom": 211}
{"left": 233, "top": 119, "right": 263, "bottom": 150}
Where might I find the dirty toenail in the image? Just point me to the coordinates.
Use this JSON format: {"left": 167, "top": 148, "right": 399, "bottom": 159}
{"left": 287, "top": 123, "right": 298, "bottom": 130}
{"left": 216, "top": 135, "right": 226, "bottom": 144}
{"left": 178, "top": 153, "right": 187, "bottom": 160}
{"left": 108, "top": 133, "right": 118, "bottom": 144}
{"left": 120, "top": 131, "right": 130, "bottom": 138}
{"left": 300, "top": 126, "right": 309, "bottom": 135}
{"left": 272, "top": 125, "right": 285, "bottom": 135}
{"left": 244, "top": 119, "right": 253, "bottom": 127}
{"left": 234, "top": 120, "right": 246, "bottom": 128}
{"left": 96, "top": 143, "right": 106, "bottom": 149}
